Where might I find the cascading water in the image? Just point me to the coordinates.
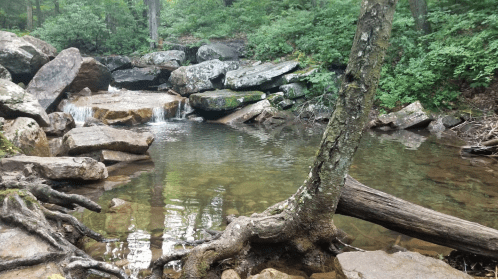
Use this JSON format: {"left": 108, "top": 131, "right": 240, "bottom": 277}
{"left": 175, "top": 99, "right": 193, "bottom": 119}
{"left": 63, "top": 103, "right": 94, "bottom": 124}
{"left": 150, "top": 100, "right": 194, "bottom": 124}
{"left": 151, "top": 107, "right": 167, "bottom": 123}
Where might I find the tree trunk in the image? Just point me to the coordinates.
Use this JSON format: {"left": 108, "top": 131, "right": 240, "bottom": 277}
{"left": 35, "top": 0, "right": 42, "bottom": 27}
{"left": 27, "top": 3, "right": 33, "bottom": 31}
{"left": 145, "top": 0, "right": 160, "bottom": 49}
{"left": 409, "top": 0, "right": 431, "bottom": 34}
{"left": 54, "top": 0, "right": 60, "bottom": 14}
{"left": 338, "top": 176, "right": 498, "bottom": 258}
{"left": 223, "top": 0, "right": 235, "bottom": 6}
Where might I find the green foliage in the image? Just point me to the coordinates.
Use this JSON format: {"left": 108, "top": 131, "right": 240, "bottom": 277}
{"left": 305, "top": 70, "right": 339, "bottom": 107}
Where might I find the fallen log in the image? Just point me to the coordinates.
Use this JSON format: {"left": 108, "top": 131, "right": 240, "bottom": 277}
{"left": 338, "top": 176, "right": 498, "bottom": 258}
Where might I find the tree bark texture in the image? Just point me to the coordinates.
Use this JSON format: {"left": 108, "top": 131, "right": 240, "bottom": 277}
{"left": 145, "top": 0, "right": 160, "bottom": 49}
{"left": 54, "top": 0, "right": 60, "bottom": 14}
{"left": 338, "top": 176, "right": 498, "bottom": 258}
{"left": 26, "top": 3, "right": 33, "bottom": 31}
{"left": 35, "top": 0, "right": 42, "bottom": 27}
{"left": 409, "top": 0, "right": 431, "bottom": 34}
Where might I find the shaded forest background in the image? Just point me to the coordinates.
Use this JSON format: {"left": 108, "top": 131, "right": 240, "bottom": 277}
{"left": 2, "top": 0, "right": 498, "bottom": 111}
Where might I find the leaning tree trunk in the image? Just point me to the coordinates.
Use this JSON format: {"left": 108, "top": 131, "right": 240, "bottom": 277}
{"left": 150, "top": 0, "right": 399, "bottom": 278}
{"left": 27, "top": 2, "right": 33, "bottom": 31}
{"left": 409, "top": 0, "right": 431, "bottom": 34}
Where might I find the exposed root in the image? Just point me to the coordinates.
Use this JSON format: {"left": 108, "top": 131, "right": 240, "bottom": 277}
{"left": 25, "top": 183, "right": 101, "bottom": 212}
{"left": 0, "top": 252, "right": 66, "bottom": 272}
{"left": 66, "top": 257, "right": 130, "bottom": 279}
{"left": 150, "top": 250, "right": 191, "bottom": 279}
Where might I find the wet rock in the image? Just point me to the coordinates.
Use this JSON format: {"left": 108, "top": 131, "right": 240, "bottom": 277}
{"left": 222, "top": 269, "right": 241, "bottom": 279}
{"left": 43, "top": 112, "right": 76, "bottom": 137}
{"left": 190, "top": 89, "right": 266, "bottom": 112}
{"left": 217, "top": 100, "right": 271, "bottom": 125}
{"left": 169, "top": 59, "right": 239, "bottom": 96}
{"left": 61, "top": 125, "right": 154, "bottom": 155}
{"left": 21, "top": 35, "right": 58, "bottom": 59}
{"left": 249, "top": 268, "right": 305, "bottom": 279}
{"left": 0, "top": 223, "right": 53, "bottom": 260}
{"left": 0, "top": 31, "right": 50, "bottom": 83}
{"left": 138, "top": 50, "right": 186, "bottom": 69}
{"left": 100, "top": 150, "right": 151, "bottom": 164}
{"left": 74, "top": 87, "right": 92, "bottom": 97}
{"left": 375, "top": 130, "right": 427, "bottom": 150}
{"left": 26, "top": 47, "right": 83, "bottom": 112}
{"left": 256, "top": 108, "right": 294, "bottom": 128}
{"left": 3, "top": 117, "right": 50, "bottom": 157}
{"left": 83, "top": 116, "right": 105, "bottom": 127}
{"left": 112, "top": 66, "right": 165, "bottom": 90}
{"left": 280, "top": 82, "right": 306, "bottom": 99}
{"left": 0, "top": 263, "right": 64, "bottom": 279}
{"left": 95, "top": 55, "right": 132, "bottom": 72}
{"left": 310, "top": 272, "right": 336, "bottom": 279}
{"left": 48, "top": 137, "right": 64, "bottom": 157}
{"left": 441, "top": 115, "right": 462, "bottom": 128}
{"left": 0, "top": 63, "right": 12, "bottom": 81}
{"left": 283, "top": 67, "right": 318, "bottom": 83}
{"left": 0, "top": 156, "right": 108, "bottom": 180}
{"left": 69, "top": 57, "right": 112, "bottom": 93}
{"left": 375, "top": 101, "right": 433, "bottom": 130}
{"left": 224, "top": 61, "right": 299, "bottom": 90}
{"left": 0, "top": 79, "right": 50, "bottom": 127}
{"left": 197, "top": 43, "right": 239, "bottom": 63}
{"left": 335, "top": 250, "right": 472, "bottom": 279}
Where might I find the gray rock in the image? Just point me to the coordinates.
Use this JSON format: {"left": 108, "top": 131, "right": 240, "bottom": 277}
{"left": 112, "top": 66, "right": 165, "bottom": 90}
{"left": 278, "top": 99, "right": 295, "bottom": 110}
{"left": 335, "top": 250, "right": 472, "bottom": 279}
{"left": 197, "top": 43, "right": 239, "bottom": 63}
{"left": 48, "top": 137, "right": 64, "bottom": 157}
{"left": 221, "top": 269, "right": 241, "bottom": 279}
{"left": 169, "top": 59, "right": 239, "bottom": 96}
{"left": 267, "top": 92, "right": 285, "bottom": 106}
{"left": 441, "top": 115, "right": 462, "bottom": 128}
{"left": 83, "top": 117, "right": 105, "bottom": 127}
{"left": 0, "top": 63, "right": 11, "bottom": 81}
{"left": 428, "top": 118, "right": 446, "bottom": 134}
{"left": 61, "top": 126, "right": 154, "bottom": 155}
{"left": 21, "top": 35, "right": 58, "bottom": 59}
{"left": 163, "top": 41, "right": 206, "bottom": 64}
{"left": 75, "top": 87, "right": 92, "bottom": 97}
{"left": 375, "top": 129, "right": 427, "bottom": 150}
{"left": 95, "top": 55, "right": 132, "bottom": 72}
{"left": 69, "top": 57, "right": 112, "bottom": 93}
{"left": 139, "top": 50, "right": 186, "bottom": 68}
{"left": 249, "top": 268, "right": 305, "bottom": 279}
{"left": 43, "top": 112, "right": 75, "bottom": 137}
{"left": 283, "top": 67, "right": 318, "bottom": 83}
{"left": 376, "top": 101, "right": 433, "bottom": 130}
{"left": 0, "top": 156, "right": 108, "bottom": 180}
{"left": 100, "top": 150, "right": 151, "bottom": 164}
{"left": 225, "top": 61, "right": 299, "bottom": 90}
{"left": 0, "top": 31, "right": 50, "bottom": 83}
{"left": 0, "top": 224, "right": 53, "bottom": 260}
{"left": 0, "top": 79, "right": 50, "bottom": 127}
{"left": 190, "top": 89, "right": 266, "bottom": 112}
{"left": 26, "top": 48, "right": 83, "bottom": 112}
{"left": 217, "top": 100, "right": 271, "bottom": 125}
{"left": 280, "top": 82, "right": 306, "bottom": 99}
{"left": 3, "top": 117, "right": 50, "bottom": 157}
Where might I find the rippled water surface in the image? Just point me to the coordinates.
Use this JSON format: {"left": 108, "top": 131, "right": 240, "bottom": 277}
{"left": 68, "top": 120, "right": 498, "bottom": 277}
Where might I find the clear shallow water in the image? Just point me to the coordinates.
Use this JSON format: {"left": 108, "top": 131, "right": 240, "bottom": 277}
{"left": 68, "top": 121, "right": 498, "bottom": 277}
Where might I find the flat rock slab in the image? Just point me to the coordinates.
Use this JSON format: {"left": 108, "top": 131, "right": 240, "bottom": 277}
{"left": 190, "top": 89, "right": 266, "bottom": 112}
{"left": 68, "top": 91, "right": 185, "bottom": 125}
{"left": 335, "top": 250, "right": 473, "bottom": 279}
{"left": 0, "top": 222, "right": 54, "bottom": 260}
{"left": 225, "top": 61, "right": 299, "bottom": 90}
{"left": 0, "top": 156, "right": 108, "bottom": 180}
{"left": 138, "top": 50, "right": 186, "bottom": 69}
{"left": 376, "top": 101, "right": 433, "bottom": 130}
{"left": 61, "top": 126, "right": 154, "bottom": 155}
{"left": 100, "top": 150, "right": 151, "bottom": 164}
{"left": 217, "top": 99, "right": 270, "bottom": 125}
{"left": 21, "top": 35, "right": 58, "bottom": 59}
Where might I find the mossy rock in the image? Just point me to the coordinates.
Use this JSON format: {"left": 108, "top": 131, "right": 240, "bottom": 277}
{"left": 189, "top": 89, "right": 266, "bottom": 112}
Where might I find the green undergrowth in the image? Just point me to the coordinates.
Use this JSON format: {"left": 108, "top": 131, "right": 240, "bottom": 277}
{"left": 0, "top": 131, "right": 20, "bottom": 158}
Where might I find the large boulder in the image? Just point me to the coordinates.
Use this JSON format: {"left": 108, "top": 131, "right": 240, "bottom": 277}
{"left": 26, "top": 47, "right": 83, "bottom": 112}
{"left": 0, "top": 79, "right": 50, "bottom": 127}
{"left": 61, "top": 125, "right": 154, "bottom": 155}
{"left": 335, "top": 250, "right": 472, "bottom": 279}
{"left": 95, "top": 56, "right": 132, "bottom": 72}
{"left": 216, "top": 100, "right": 271, "bottom": 125}
{"left": 0, "top": 31, "right": 50, "bottom": 83}
{"left": 169, "top": 59, "right": 239, "bottom": 96}
{"left": 43, "top": 112, "right": 75, "bottom": 137}
{"left": 3, "top": 117, "right": 50, "bottom": 157}
{"left": 280, "top": 82, "right": 307, "bottom": 99}
{"left": 0, "top": 63, "right": 11, "bottom": 81}
{"left": 69, "top": 57, "right": 112, "bottom": 93}
{"left": 0, "top": 156, "right": 108, "bottom": 180}
{"left": 112, "top": 67, "right": 166, "bottom": 90}
{"left": 224, "top": 61, "right": 299, "bottom": 90}
{"left": 196, "top": 43, "right": 239, "bottom": 63}
{"left": 189, "top": 89, "right": 266, "bottom": 112}
{"left": 138, "top": 50, "right": 186, "bottom": 69}
{"left": 163, "top": 41, "right": 206, "bottom": 64}
{"left": 21, "top": 35, "right": 58, "bottom": 59}
{"left": 374, "top": 101, "right": 434, "bottom": 130}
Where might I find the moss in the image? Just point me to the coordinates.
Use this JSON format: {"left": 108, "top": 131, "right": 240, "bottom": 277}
{"left": 0, "top": 189, "right": 38, "bottom": 207}
{"left": 0, "top": 131, "right": 20, "bottom": 158}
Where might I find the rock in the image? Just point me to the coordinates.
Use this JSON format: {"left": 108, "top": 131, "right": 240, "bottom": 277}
{"left": 0, "top": 63, "right": 12, "bottom": 81}
{"left": 83, "top": 117, "right": 105, "bottom": 127}
{"left": 75, "top": 87, "right": 92, "bottom": 97}
{"left": 0, "top": 156, "right": 108, "bottom": 180}
{"left": 190, "top": 89, "right": 266, "bottom": 112}
{"left": 278, "top": 99, "right": 295, "bottom": 110}
{"left": 0, "top": 31, "right": 50, "bottom": 83}
{"left": 61, "top": 126, "right": 154, "bottom": 155}
{"left": 441, "top": 115, "right": 462, "bottom": 128}
{"left": 0, "top": 262, "right": 64, "bottom": 279}
{"left": 267, "top": 92, "right": 285, "bottom": 106}
{"left": 196, "top": 43, "right": 239, "bottom": 63}
{"left": 100, "top": 150, "right": 150, "bottom": 164}
{"left": 112, "top": 66, "right": 166, "bottom": 90}
{"left": 26, "top": 48, "right": 83, "bottom": 112}
{"left": 224, "top": 61, "right": 299, "bottom": 90}
{"left": 428, "top": 118, "right": 446, "bottom": 134}
{"left": 43, "top": 112, "right": 76, "bottom": 137}
{"left": 169, "top": 59, "right": 239, "bottom": 96}
{"left": 310, "top": 272, "right": 336, "bottom": 279}
{"left": 217, "top": 100, "right": 271, "bottom": 125}
{"left": 163, "top": 41, "right": 206, "bottom": 64}
{"left": 280, "top": 82, "right": 306, "bottom": 99}
{"left": 221, "top": 269, "right": 241, "bottom": 279}
{"left": 0, "top": 79, "right": 50, "bottom": 127}
{"left": 110, "top": 198, "right": 127, "bottom": 208}
{"left": 158, "top": 82, "right": 171, "bottom": 91}
{"left": 21, "top": 35, "right": 58, "bottom": 59}
{"left": 68, "top": 91, "right": 185, "bottom": 125}
{"left": 283, "top": 67, "right": 318, "bottom": 83}
{"left": 249, "top": 268, "right": 305, "bottom": 279}
{"left": 48, "top": 137, "right": 63, "bottom": 157}
{"left": 3, "top": 117, "right": 50, "bottom": 157}
{"left": 0, "top": 223, "right": 53, "bottom": 260}
{"left": 138, "top": 50, "right": 186, "bottom": 69}
{"left": 335, "top": 250, "right": 472, "bottom": 279}
{"left": 95, "top": 55, "right": 132, "bottom": 72}
{"left": 69, "top": 57, "right": 112, "bottom": 93}
{"left": 255, "top": 108, "right": 294, "bottom": 128}
{"left": 375, "top": 101, "right": 433, "bottom": 130}
{"left": 375, "top": 130, "right": 427, "bottom": 150}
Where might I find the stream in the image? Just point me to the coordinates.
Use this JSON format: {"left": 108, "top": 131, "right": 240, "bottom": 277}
{"left": 63, "top": 118, "right": 498, "bottom": 278}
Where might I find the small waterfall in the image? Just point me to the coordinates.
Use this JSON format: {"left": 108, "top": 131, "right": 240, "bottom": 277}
{"left": 150, "top": 100, "right": 194, "bottom": 124}
{"left": 108, "top": 85, "right": 120, "bottom": 92}
{"left": 175, "top": 99, "right": 193, "bottom": 119}
{"left": 63, "top": 103, "right": 94, "bottom": 124}
{"left": 151, "top": 107, "right": 166, "bottom": 123}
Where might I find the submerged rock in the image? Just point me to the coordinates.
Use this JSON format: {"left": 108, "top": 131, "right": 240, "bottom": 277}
{"left": 21, "top": 35, "right": 58, "bottom": 59}
{"left": 95, "top": 55, "right": 132, "bottom": 72}
{"left": 196, "top": 43, "right": 239, "bottom": 63}
{"left": 69, "top": 57, "right": 112, "bottom": 93}
{"left": 224, "top": 61, "right": 299, "bottom": 90}
{"left": 43, "top": 112, "right": 76, "bottom": 137}
{"left": 3, "top": 117, "right": 50, "bottom": 157}
{"left": 100, "top": 150, "right": 150, "bottom": 164}
{"left": 216, "top": 100, "right": 271, "bottom": 125}
{"left": 189, "top": 89, "right": 266, "bottom": 112}
{"left": 0, "top": 63, "right": 12, "bottom": 81}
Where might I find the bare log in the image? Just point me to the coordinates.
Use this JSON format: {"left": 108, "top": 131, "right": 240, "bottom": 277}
{"left": 65, "top": 257, "right": 129, "bottom": 279}
{"left": 337, "top": 176, "right": 498, "bottom": 258}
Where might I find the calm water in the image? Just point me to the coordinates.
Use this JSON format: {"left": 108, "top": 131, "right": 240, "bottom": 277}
{"left": 67, "top": 120, "right": 498, "bottom": 278}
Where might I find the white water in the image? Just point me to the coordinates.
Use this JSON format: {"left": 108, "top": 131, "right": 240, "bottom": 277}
{"left": 174, "top": 99, "right": 194, "bottom": 119}
{"left": 62, "top": 103, "right": 94, "bottom": 124}
{"left": 150, "top": 100, "right": 194, "bottom": 124}
{"left": 151, "top": 107, "right": 167, "bottom": 123}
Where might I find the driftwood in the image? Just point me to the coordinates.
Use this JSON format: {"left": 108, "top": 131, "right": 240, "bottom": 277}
{"left": 338, "top": 176, "right": 498, "bottom": 258}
